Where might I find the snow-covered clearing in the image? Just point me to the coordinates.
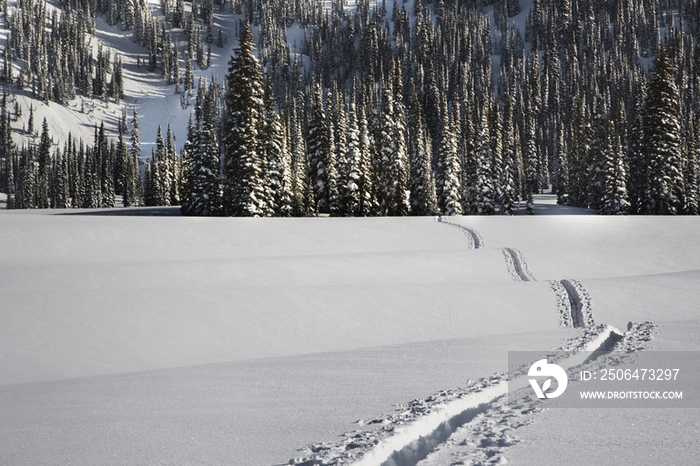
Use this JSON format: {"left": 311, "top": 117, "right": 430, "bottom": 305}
{"left": 1, "top": 196, "right": 699, "bottom": 465}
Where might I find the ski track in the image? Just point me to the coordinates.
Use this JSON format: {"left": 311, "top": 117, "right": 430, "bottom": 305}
{"left": 284, "top": 225, "right": 649, "bottom": 466}
{"left": 547, "top": 279, "right": 595, "bottom": 329}
{"left": 501, "top": 247, "right": 536, "bottom": 282}
{"left": 434, "top": 216, "right": 485, "bottom": 249}
{"left": 285, "top": 323, "right": 655, "bottom": 466}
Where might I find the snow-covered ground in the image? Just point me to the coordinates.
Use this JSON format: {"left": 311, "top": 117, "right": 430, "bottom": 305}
{"left": 1, "top": 195, "right": 699, "bottom": 465}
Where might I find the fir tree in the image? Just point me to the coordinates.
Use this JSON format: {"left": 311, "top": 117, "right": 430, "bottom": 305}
{"left": 306, "top": 83, "right": 336, "bottom": 215}
{"left": 642, "top": 45, "right": 684, "bottom": 215}
{"left": 407, "top": 82, "right": 437, "bottom": 216}
{"left": 436, "top": 113, "right": 462, "bottom": 216}
{"left": 181, "top": 101, "right": 222, "bottom": 216}
{"left": 601, "top": 134, "right": 630, "bottom": 215}
{"left": 222, "top": 24, "right": 267, "bottom": 217}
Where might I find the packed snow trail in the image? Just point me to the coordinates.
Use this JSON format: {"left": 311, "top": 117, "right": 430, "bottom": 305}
{"left": 285, "top": 219, "right": 640, "bottom": 465}
{"left": 501, "top": 247, "right": 536, "bottom": 282}
{"left": 434, "top": 216, "right": 485, "bottom": 249}
{"left": 286, "top": 323, "right": 641, "bottom": 466}
{"left": 414, "top": 322, "right": 653, "bottom": 466}
{"left": 432, "top": 217, "right": 594, "bottom": 329}
{"left": 546, "top": 279, "right": 596, "bottom": 329}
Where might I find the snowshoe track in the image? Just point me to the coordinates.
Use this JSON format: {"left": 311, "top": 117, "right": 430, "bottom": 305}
{"left": 284, "top": 223, "right": 617, "bottom": 466}
{"left": 547, "top": 279, "right": 594, "bottom": 328}
{"left": 285, "top": 322, "right": 654, "bottom": 466}
{"left": 434, "top": 216, "right": 484, "bottom": 249}
{"left": 501, "top": 248, "right": 536, "bottom": 282}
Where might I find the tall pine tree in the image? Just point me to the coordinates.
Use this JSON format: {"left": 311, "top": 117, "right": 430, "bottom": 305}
{"left": 223, "top": 23, "right": 267, "bottom": 217}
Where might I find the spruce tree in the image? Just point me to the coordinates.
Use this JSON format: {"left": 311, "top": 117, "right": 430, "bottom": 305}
{"left": 407, "top": 81, "right": 437, "bottom": 216}
{"left": 642, "top": 45, "right": 684, "bottom": 215}
{"left": 263, "top": 81, "right": 293, "bottom": 216}
{"left": 436, "top": 113, "right": 462, "bottom": 216}
{"left": 601, "top": 134, "right": 630, "bottom": 215}
{"left": 222, "top": 23, "right": 267, "bottom": 216}
{"left": 182, "top": 100, "right": 222, "bottom": 216}
{"left": 306, "top": 83, "right": 336, "bottom": 215}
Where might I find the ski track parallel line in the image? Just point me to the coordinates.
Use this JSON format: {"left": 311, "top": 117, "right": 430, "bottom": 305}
{"left": 349, "top": 325, "right": 625, "bottom": 466}
{"left": 501, "top": 247, "right": 535, "bottom": 282}
{"left": 434, "top": 216, "right": 484, "bottom": 249}
{"left": 287, "top": 221, "right": 607, "bottom": 466}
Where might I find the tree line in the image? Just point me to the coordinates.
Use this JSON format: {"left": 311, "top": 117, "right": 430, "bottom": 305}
{"left": 2, "top": 0, "right": 700, "bottom": 216}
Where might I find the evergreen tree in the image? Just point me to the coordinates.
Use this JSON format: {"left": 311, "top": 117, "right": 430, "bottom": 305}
{"left": 642, "top": 45, "right": 685, "bottom": 215}
{"left": 289, "top": 105, "right": 312, "bottom": 216}
{"left": 407, "top": 81, "right": 437, "bottom": 215}
{"left": 263, "top": 81, "right": 293, "bottom": 216}
{"left": 181, "top": 101, "right": 222, "bottom": 216}
{"left": 222, "top": 24, "right": 267, "bottom": 217}
{"left": 685, "top": 118, "right": 700, "bottom": 215}
{"left": 601, "top": 133, "right": 630, "bottom": 215}
{"left": 306, "top": 83, "right": 336, "bottom": 215}
{"left": 436, "top": 113, "right": 462, "bottom": 215}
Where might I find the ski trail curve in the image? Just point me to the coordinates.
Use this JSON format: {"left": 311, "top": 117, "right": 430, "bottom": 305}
{"left": 430, "top": 217, "right": 593, "bottom": 328}
{"left": 434, "top": 216, "right": 484, "bottom": 249}
{"left": 285, "top": 325, "right": 630, "bottom": 466}
{"left": 501, "top": 247, "right": 536, "bottom": 282}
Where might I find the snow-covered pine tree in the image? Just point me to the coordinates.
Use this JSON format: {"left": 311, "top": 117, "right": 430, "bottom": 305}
{"left": 642, "top": 45, "right": 685, "bottom": 215}
{"left": 263, "top": 80, "right": 293, "bottom": 217}
{"left": 289, "top": 104, "right": 313, "bottom": 217}
{"left": 553, "top": 126, "right": 569, "bottom": 205}
{"left": 52, "top": 151, "right": 70, "bottom": 209}
{"left": 223, "top": 23, "right": 267, "bottom": 217}
{"left": 115, "top": 127, "right": 132, "bottom": 207}
{"left": 389, "top": 62, "right": 410, "bottom": 216}
{"left": 627, "top": 82, "right": 646, "bottom": 214}
{"left": 474, "top": 111, "right": 495, "bottom": 215}
{"left": 685, "top": 117, "right": 700, "bottom": 215}
{"left": 522, "top": 106, "right": 538, "bottom": 214}
{"left": 344, "top": 94, "right": 363, "bottom": 216}
{"left": 96, "top": 123, "right": 114, "bottom": 208}
{"left": 436, "top": 111, "right": 462, "bottom": 216}
{"left": 165, "top": 124, "right": 180, "bottom": 206}
{"left": 356, "top": 95, "right": 375, "bottom": 216}
{"left": 376, "top": 75, "right": 409, "bottom": 216}
{"left": 330, "top": 85, "right": 348, "bottom": 216}
{"left": 306, "top": 83, "right": 336, "bottom": 215}
{"left": 500, "top": 88, "right": 519, "bottom": 215}
{"left": 153, "top": 125, "right": 170, "bottom": 206}
{"left": 586, "top": 96, "right": 608, "bottom": 210}
{"left": 407, "top": 81, "right": 437, "bottom": 216}
{"left": 181, "top": 94, "right": 223, "bottom": 216}
{"left": 601, "top": 133, "right": 630, "bottom": 215}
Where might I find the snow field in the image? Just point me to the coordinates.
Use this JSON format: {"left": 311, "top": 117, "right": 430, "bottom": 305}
{"left": 1, "top": 212, "right": 570, "bottom": 386}
{"left": 1, "top": 207, "right": 699, "bottom": 465}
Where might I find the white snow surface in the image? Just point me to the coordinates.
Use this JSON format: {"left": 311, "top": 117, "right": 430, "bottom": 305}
{"left": 1, "top": 198, "right": 700, "bottom": 465}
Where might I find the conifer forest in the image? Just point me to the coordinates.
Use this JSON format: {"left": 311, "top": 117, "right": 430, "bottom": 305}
{"left": 1, "top": 0, "right": 700, "bottom": 216}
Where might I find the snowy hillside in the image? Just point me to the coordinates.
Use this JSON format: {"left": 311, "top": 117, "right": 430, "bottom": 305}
{"left": 1, "top": 0, "right": 244, "bottom": 157}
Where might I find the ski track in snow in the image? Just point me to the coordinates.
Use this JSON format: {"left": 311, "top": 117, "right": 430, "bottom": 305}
{"left": 547, "top": 279, "right": 595, "bottom": 329}
{"left": 285, "top": 322, "right": 656, "bottom": 466}
{"left": 500, "top": 247, "right": 536, "bottom": 282}
{"left": 434, "top": 216, "right": 485, "bottom": 249}
{"left": 548, "top": 280, "right": 575, "bottom": 328}
{"left": 285, "top": 222, "right": 648, "bottom": 466}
